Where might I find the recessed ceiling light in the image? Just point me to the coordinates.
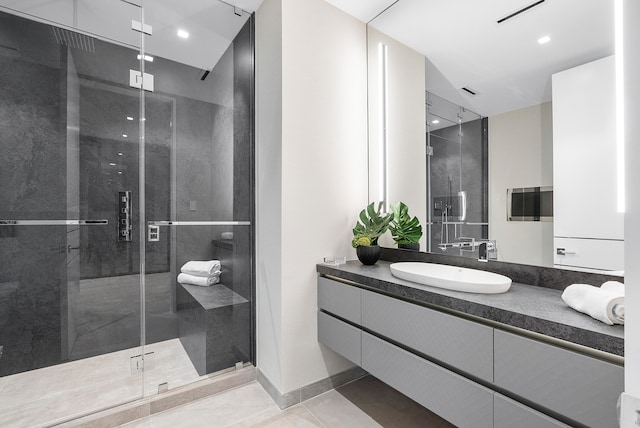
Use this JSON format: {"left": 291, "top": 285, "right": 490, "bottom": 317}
{"left": 118, "top": 171, "right": 123, "bottom": 175}
{"left": 538, "top": 35, "right": 551, "bottom": 44}
{"left": 126, "top": 116, "right": 134, "bottom": 121}
{"left": 118, "top": 152, "right": 124, "bottom": 156}
{"left": 432, "top": 119, "right": 440, "bottom": 124}
{"left": 122, "top": 134, "right": 128, "bottom": 138}
{"left": 109, "top": 163, "right": 116, "bottom": 166}
{"left": 177, "top": 29, "right": 189, "bottom": 39}
{"left": 136, "top": 54, "right": 154, "bottom": 62}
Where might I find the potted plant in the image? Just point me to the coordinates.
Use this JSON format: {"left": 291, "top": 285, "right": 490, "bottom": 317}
{"left": 352, "top": 202, "right": 393, "bottom": 265}
{"left": 389, "top": 202, "right": 423, "bottom": 251}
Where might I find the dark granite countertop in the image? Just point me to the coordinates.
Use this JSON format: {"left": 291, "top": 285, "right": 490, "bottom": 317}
{"left": 316, "top": 260, "right": 624, "bottom": 357}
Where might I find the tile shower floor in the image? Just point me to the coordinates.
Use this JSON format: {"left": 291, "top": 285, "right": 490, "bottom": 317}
{"left": 0, "top": 338, "right": 208, "bottom": 427}
{"left": 121, "top": 376, "right": 455, "bottom": 428}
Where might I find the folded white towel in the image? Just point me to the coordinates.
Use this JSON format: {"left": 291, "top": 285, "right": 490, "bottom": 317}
{"left": 561, "top": 282, "right": 625, "bottom": 325}
{"left": 181, "top": 260, "right": 221, "bottom": 276}
{"left": 177, "top": 272, "right": 220, "bottom": 287}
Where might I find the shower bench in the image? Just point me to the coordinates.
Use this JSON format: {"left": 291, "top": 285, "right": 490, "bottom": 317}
{"left": 177, "top": 282, "right": 249, "bottom": 375}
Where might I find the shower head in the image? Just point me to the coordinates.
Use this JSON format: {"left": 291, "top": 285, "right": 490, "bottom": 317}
{"left": 52, "top": 26, "right": 95, "bottom": 53}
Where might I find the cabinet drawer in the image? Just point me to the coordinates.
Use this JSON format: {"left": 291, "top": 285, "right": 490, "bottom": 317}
{"left": 361, "top": 290, "right": 493, "bottom": 382}
{"left": 317, "top": 277, "right": 361, "bottom": 324}
{"left": 494, "top": 329, "right": 623, "bottom": 428}
{"left": 317, "top": 311, "right": 361, "bottom": 365}
{"left": 494, "top": 393, "right": 571, "bottom": 428}
{"left": 554, "top": 237, "right": 624, "bottom": 271}
{"left": 362, "top": 332, "right": 493, "bottom": 428}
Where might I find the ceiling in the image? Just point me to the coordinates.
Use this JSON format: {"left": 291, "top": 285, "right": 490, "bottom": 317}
{"left": 326, "top": 0, "right": 614, "bottom": 117}
{"left": 0, "top": 0, "right": 263, "bottom": 71}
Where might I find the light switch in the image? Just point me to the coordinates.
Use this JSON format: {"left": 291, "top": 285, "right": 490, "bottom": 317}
{"left": 189, "top": 200, "right": 197, "bottom": 211}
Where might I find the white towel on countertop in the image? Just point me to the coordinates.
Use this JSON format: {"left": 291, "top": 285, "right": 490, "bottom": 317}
{"left": 177, "top": 272, "right": 220, "bottom": 287}
{"left": 181, "top": 260, "right": 221, "bottom": 276}
{"left": 561, "top": 281, "right": 625, "bottom": 325}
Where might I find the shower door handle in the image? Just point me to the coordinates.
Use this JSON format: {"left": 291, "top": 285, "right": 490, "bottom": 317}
{"left": 145, "top": 221, "right": 251, "bottom": 242}
{"left": 147, "top": 221, "right": 251, "bottom": 226}
{"left": 0, "top": 220, "right": 108, "bottom": 226}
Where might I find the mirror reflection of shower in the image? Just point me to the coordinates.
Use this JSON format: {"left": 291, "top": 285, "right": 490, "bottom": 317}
{"left": 426, "top": 92, "right": 492, "bottom": 259}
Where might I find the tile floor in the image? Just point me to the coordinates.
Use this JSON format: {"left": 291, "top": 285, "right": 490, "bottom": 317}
{"left": 121, "top": 376, "right": 455, "bottom": 428}
{"left": 0, "top": 338, "right": 207, "bottom": 427}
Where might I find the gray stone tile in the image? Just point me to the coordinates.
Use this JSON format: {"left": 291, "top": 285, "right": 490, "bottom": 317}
{"left": 303, "top": 389, "right": 381, "bottom": 427}
{"left": 227, "top": 404, "right": 323, "bottom": 428}
{"left": 148, "top": 383, "right": 275, "bottom": 428}
{"left": 335, "top": 376, "right": 455, "bottom": 428}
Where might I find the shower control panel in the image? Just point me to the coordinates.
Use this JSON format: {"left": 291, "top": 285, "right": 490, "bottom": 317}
{"left": 118, "top": 191, "right": 132, "bottom": 242}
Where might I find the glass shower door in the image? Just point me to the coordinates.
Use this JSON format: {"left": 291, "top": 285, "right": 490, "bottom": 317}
{"left": 426, "top": 92, "right": 488, "bottom": 257}
{"left": 139, "top": 0, "right": 255, "bottom": 392}
{"left": 0, "top": 1, "right": 147, "bottom": 425}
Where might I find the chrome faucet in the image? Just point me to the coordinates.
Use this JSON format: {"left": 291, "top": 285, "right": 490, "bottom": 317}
{"left": 478, "top": 240, "right": 497, "bottom": 262}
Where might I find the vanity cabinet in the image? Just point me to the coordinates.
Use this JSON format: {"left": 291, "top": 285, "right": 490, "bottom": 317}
{"left": 493, "top": 394, "right": 571, "bottom": 428}
{"left": 361, "top": 290, "right": 493, "bottom": 382}
{"left": 317, "top": 311, "right": 361, "bottom": 365}
{"left": 317, "top": 276, "right": 361, "bottom": 324}
{"left": 494, "top": 330, "right": 623, "bottom": 428}
{"left": 317, "top": 276, "right": 623, "bottom": 428}
{"left": 362, "top": 332, "right": 494, "bottom": 427}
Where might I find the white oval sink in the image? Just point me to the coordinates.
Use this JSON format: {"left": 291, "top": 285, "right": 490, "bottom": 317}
{"left": 390, "top": 262, "right": 511, "bottom": 294}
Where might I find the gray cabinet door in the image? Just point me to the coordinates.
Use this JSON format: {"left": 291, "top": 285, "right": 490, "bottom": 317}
{"left": 362, "top": 332, "right": 493, "bottom": 428}
{"left": 494, "top": 329, "right": 623, "bottom": 428}
{"left": 361, "top": 290, "right": 493, "bottom": 382}
{"left": 317, "top": 311, "right": 361, "bottom": 365}
{"left": 494, "top": 393, "right": 572, "bottom": 428}
{"left": 317, "top": 277, "right": 361, "bottom": 324}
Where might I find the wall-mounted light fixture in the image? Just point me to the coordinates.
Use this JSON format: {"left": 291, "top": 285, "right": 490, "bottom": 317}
{"left": 378, "top": 42, "right": 389, "bottom": 212}
{"left": 615, "top": 0, "right": 625, "bottom": 213}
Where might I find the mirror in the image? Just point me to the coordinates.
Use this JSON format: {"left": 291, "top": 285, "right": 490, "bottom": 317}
{"left": 366, "top": 0, "right": 621, "bottom": 273}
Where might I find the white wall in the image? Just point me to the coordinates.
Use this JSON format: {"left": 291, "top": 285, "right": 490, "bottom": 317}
{"left": 367, "top": 27, "right": 426, "bottom": 249}
{"left": 624, "top": 0, "right": 640, "bottom": 413}
{"left": 488, "top": 102, "right": 553, "bottom": 266}
{"left": 255, "top": 0, "right": 284, "bottom": 391}
{"left": 256, "top": 0, "right": 369, "bottom": 394}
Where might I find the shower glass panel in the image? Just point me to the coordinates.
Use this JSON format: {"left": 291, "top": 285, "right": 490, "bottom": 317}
{"left": 0, "top": 1, "right": 146, "bottom": 425}
{"left": 427, "top": 92, "right": 488, "bottom": 257}
{"left": 141, "top": 2, "right": 254, "bottom": 385}
{"left": 0, "top": 1, "right": 255, "bottom": 424}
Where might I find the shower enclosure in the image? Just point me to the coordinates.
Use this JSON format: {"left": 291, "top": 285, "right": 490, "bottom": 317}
{"left": 426, "top": 92, "right": 488, "bottom": 257}
{"left": 0, "top": 1, "right": 254, "bottom": 425}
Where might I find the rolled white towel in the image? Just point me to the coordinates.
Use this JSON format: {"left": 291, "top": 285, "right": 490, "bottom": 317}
{"left": 177, "top": 272, "right": 220, "bottom": 287}
{"left": 181, "top": 260, "right": 221, "bottom": 276}
{"left": 601, "top": 280, "right": 625, "bottom": 294}
{"left": 561, "top": 283, "right": 624, "bottom": 325}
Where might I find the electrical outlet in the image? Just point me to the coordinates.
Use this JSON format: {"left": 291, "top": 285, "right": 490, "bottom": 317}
{"left": 0, "top": 345, "right": 3, "bottom": 359}
{"left": 621, "top": 393, "right": 640, "bottom": 427}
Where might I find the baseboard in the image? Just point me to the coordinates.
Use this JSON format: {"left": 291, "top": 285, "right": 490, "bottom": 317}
{"left": 257, "top": 366, "right": 368, "bottom": 410}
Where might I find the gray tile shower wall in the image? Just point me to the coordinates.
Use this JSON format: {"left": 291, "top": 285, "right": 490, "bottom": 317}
{"left": 232, "top": 19, "right": 255, "bottom": 364}
{"left": 380, "top": 247, "right": 623, "bottom": 290}
{"left": 175, "top": 17, "right": 255, "bottom": 371}
{"left": 0, "top": 13, "right": 68, "bottom": 376}
{"left": 429, "top": 118, "right": 488, "bottom": 255}
{"left": 173, "top": 44, "right": 234, "bottom": 275}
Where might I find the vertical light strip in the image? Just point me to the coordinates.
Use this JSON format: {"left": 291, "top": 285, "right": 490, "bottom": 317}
{"left": 378, "top": 43, "right": 389, "bottom": 211}
{"left": 615, "top": 0, "right": 625, "bottom": 213}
